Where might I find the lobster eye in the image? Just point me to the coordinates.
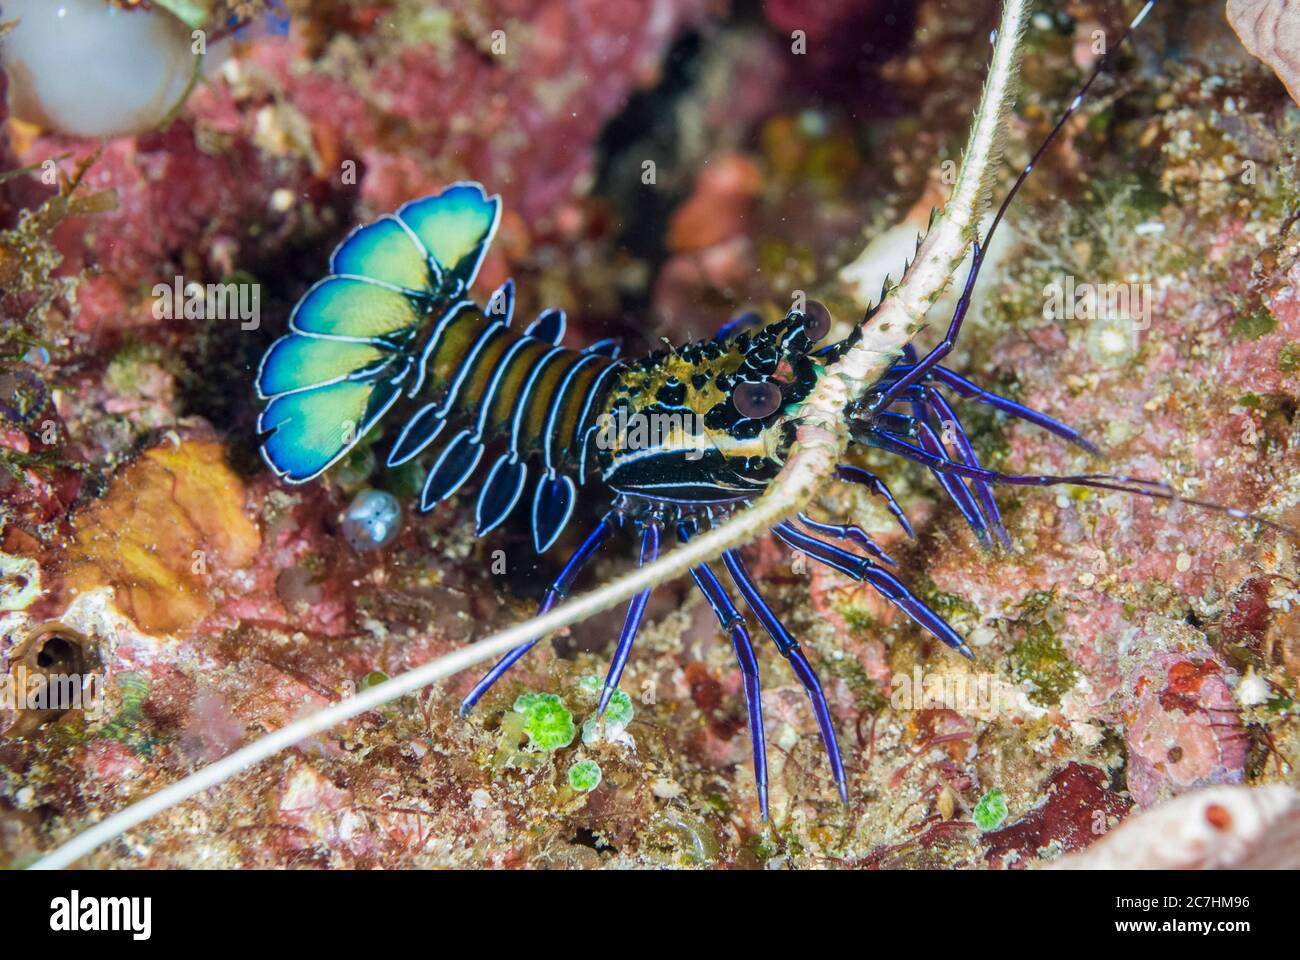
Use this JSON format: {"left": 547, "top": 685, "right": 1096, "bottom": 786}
{"left": 733, "top": 380, "right": 783, "bottom": 419}
{"left": 803, "top": 299, "right": 832, "bottom": 342}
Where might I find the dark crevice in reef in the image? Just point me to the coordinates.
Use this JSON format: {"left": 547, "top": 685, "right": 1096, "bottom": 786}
{"left": 593, "top": 28, "right": 707, "bottom": 294}
{"left": 172, "top": 192, "right": 361, "bottom": 476}
{"left": 590, "top": 0, "right": 918, "bottom": 339}
{"left": 569, "top": 827, "right": 614, "bottom": 854}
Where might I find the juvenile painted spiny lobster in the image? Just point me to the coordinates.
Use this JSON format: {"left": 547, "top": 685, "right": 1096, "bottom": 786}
{"left": 255, "top": 0, "right": 1279, "bottom": 818}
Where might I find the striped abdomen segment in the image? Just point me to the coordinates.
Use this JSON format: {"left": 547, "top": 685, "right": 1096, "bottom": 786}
{"left": 389, "top": 295, "right": 621, "bottom": 551}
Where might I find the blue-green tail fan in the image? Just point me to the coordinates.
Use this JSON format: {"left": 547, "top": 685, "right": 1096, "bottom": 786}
{"left": 256, "top": 182, "right": 501, "bottom": 483}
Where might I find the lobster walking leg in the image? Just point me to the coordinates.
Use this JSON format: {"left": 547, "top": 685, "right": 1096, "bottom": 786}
{"left": 721, "top": 547, "right": 848, "bottom": 805}
{"left": 679, "top": 523, "right": 770, "bottom": 820}
{"left": 874, "top": 363, "right": 1100, "bottom": 453}
{"left": 902, "top": 353, "right": 1011, "bottom": 549}
{"left": 796, "top": 512, "right": 896, "bottom": 566}
{"left": 905, "top": 398, "right": 993, "bottom": 548}
{"left": 772, "top": 521, "right": 974, "bottom": 660}
{"left": 866, "top": 428, "right": 1288, "bottom": 531}
{"left": 928, "top": 366, "right": 1099, "bottom": 454}
{"left": 460, "top": 512, "right": 618, "bottom": 715}
{"left": 713, "top": 310, "right": 763, "bottom": 342}
{"left": 834, "top": 465, "right": 915, "bottom": 538}
{"left": 597, "top": 519, "right": 662, "bottom": 715}
{"left": 925, "top": 388, "right": 1010, "bottom": 547}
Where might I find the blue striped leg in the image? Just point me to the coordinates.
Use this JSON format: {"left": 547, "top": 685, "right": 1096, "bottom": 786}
{"left": 866, "top": 428, "right": 1292, "bottom": 534}
{"left": 833, "top": 465, "right": 915, "bottom": 538}
{"left": 597, "top": 519, "right": 662, "bottom": 715}
{"left": 920, "top": 382, "right": 1009, "bottom": 546}
{"left": 901, "top": 401, "right": 993, "bottom": 549}
{"left": 796, "top": 512, "right": 897, "bottom": 566}
{"left": 928, "top": 367, "right": 1100, "bottom": 454}
{"left": 721, "top": 548, "right": 848, "bottom": 805}
{"left": 679, "top": 523, "right": 769, "bottom": 820}
{"left": 460, "top": 512, "right": 617, "bottom": 715}
{"left": 902, "top": 344, "right": 1011, "bottom": 550}
{"left": 713, "top": 310, "right": 763, "bottom": 342}
{"left": 772, "top": 520, "right": 974, "bottom": 660}
{"left": 873, "top": 363, "right": 1100, "bottom": 454}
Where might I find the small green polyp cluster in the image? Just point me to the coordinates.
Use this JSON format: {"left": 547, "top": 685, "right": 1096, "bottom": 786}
{"left": 604, "top": 688, "right": 634, "bottom": 728}
{"left": 514, "top": 693, "right": 576, "bottom": 752}
{"left": 567, "top": 759, "right": 602, "bottom": 792}
{"left": 501, "top": 690, "right": 607, "bottom": 794}
{"left": 575, "top": 675, "right": 603, "bottom": 701}
{"left": 577, "top": 678, "right": 634, "bottom": 744}
{"left": 973, "top": 789, "right": 1008, "bottom": 831}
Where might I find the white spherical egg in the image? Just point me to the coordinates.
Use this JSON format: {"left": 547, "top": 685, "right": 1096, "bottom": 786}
{"left": 1, "top": 0, "right": 200, "bottom": 138}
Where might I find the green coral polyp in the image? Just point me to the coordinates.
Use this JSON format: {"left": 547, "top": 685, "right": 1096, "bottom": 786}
{"left": 580, "top": 683, "right": 635, "bottom": 744}
{"left": 567, "top": 759, "right": 602, "bottom": 792}
{"left": 973, "top": 789, "right": 1009, "bottom": 831}
{"left": 604, "top": 688, "right": 634, "bottom": 728}
{"left": 515, "top": 693, "right": 576, "bottom": 751}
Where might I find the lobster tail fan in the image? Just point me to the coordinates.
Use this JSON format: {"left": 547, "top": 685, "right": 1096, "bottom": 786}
{"left": 397, "top": 183, "right": 501, "bottom": 296}
{"left": 256, "top": 272, "right": 427, "bottom": 482}
{"left": 257, "top": 182, "right": 502, "bottom": 485}
{"left": 258, "top": 378, "right": 404, "bottom": 483}
{"left": 329, "top": 215, "right": 431, "bottom": 291}
{"left": 532, "top": 474, "right": 576, "bottom": 553}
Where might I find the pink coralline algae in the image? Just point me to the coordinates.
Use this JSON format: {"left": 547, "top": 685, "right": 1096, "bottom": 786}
{"left": 1123, "top": 652, "right": 1249, "bottom": 808}
{"left": 31, "top": 129, "right": 285, "bottom": 339}
{"left": 273, "top": 760, "right": 376, "bottom": 866}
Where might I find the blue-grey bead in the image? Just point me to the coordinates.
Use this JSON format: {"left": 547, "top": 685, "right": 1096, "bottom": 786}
{"left": 341, "top": 489, "right": 401, "bottom": 551}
